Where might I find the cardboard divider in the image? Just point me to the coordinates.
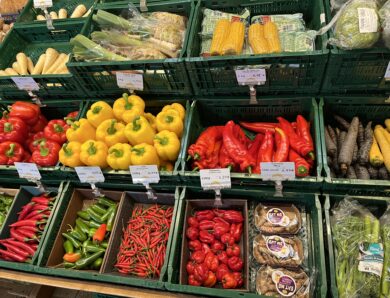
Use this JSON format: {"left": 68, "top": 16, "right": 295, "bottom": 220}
{"left": 46, "top": 188, "right": 123, "bottom": 273}
{"left": 179, "top": 199, "right": 249, "bottom": 291}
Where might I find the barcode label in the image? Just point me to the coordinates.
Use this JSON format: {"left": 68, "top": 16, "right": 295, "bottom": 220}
{"left": 358, "top": 8, "right": 378, "bottom": 33}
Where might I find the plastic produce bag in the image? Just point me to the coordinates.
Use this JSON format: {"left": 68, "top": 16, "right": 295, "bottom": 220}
{"left": 279, "top": 30, "right": 317, "bottom": 52}
{"left": 251, "top": 14, "right": 306, "bottom": 32}
{"left": 331, "top": 197, "right": 383, "bottom": 298}
{"left": 379, "top": 0, "right": 390, "bottom": 49}
{"left": 380, "top": 205, "right": 390, "bottom": 297}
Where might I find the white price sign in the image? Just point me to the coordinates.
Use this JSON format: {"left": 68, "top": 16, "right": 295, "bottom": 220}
{"left": 75, "top": 166, "right": 105, "bottom": 184}
{"left": 15, "top": 162, "right": 41, "bottom": 180}
{"left": 385, "top": 61, "right": 390, "bottom": 81}
{"left": 116, "top": 72, "right": 144, "bottom": 91}
{"left": 200, "top": 168, "right": 231, "bottom": 190}
{"left": 12, "top": 77, "right": 39, "bottom": 91}
{"left": 130, "top": 165, "right": 160, "bottom": 184}
{"left": 33, "top": 0, "right": 53, "bottom": 8}
{"left": 260, "top": 162, "right": 295, "bottom": 181}
{"left": 235, "top": 69, "right": 266, "bottom": 85}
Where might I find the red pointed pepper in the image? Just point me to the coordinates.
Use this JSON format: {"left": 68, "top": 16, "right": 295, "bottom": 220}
{"left": 296, "top": 115, "right": 314, "bottom": 150}
{"left": 218, "top": 143, "right": 235, "bottom": 171}
{"left": 273, "top": 128, "right": 289, "bottom": 162}
{"left": 188, "top": 240, "right": 202, "bottom": 251}
{"left": 32, "top": 140, "right": 60, "bottom": 166}
{"left": 43, "top": 119, "right": 69, "bottom": 144}
{"left": 254, "top": 131, "right": 274, "bottom": 174}
{"left": 233, "top": 124, "right": 250, "bottom": 148}
{"left": 289, "top": 149, "right": 310, "bottom": 177}
{"left": 248, "top": 134, "right": 263, "bottom": 160}
{"left": 239, "top": 122, "right": 277, "bottom": 133}
{"left": 0, "top": 141, "right": 24, "bottom": 165}
{"left": 188, "top": 126, "right": 223, "bottom": 161}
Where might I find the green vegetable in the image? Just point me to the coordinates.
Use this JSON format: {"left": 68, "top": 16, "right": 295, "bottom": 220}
{"left": 77, "top": 211, "right": 90, "bottom": 221}
{"left": 91, "top": 257, "right": 103, "bottom": 270}
{"left": 91, "top": 31, "right": 143, "bottom": 47}
{"left": 62, "top": 233, "right": 81, "bottom": 249}
{"left": 74, "top": 251, "right": 104, "bottom": 270}
{"left": 63, "top": 240, "right": 74, "bottom": 254}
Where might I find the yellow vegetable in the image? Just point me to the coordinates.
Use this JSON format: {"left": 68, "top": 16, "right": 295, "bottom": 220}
{"left": 12, "top": 62, "right": 21, "bottom": 75}
{"left": 71, "top": 5, "right": 87, "bottom": 18}
{"left": 37, "top": 15, "right": 46, "bottom": 21}
{"left": 144, "top": 113, "right": 157, "bottom": 131}
{"left": 58, "top": 8, "right": 67, "bottom": 19}
{"left": 374, "top": 126, "right": 390, "bottom": 172}
{"left": 66, "top": 118, "right": 96, "bottom": 143}
{"left": 59, "top": 142, "right": 84, "bottom": 168}
{"left": 210, "top": 19, "right": 230, "bottom": 56}
{"left": 16, "top": 53, "right": 28, "bottom": 75}
{"left": 385, "top": 119, "right": 390, "bottom": 132}
{"left": 4, "top": 68, "right": 18, "bottom": 76}
{"left": 221, "top": 21, "right": 244, "bottom": 56}
{"left": 80, "top": 140, "right": 108, "bottom": 168}
{"left": 107, "top": 143, "right": 132, "bottom": 170}
{"left": 113, "top": 93, "right": 145, "bottom": 123}
{"left": 162, "top": 103, "right": 186, "bottom": 121}
{"left": 43, "top": 48, "right": 59, "bottom": 74}
{"left": 87, "top": 101, "right": 114, "bottom": 128}
{"left": 130, "top": 143, "right": 160, "bottom": 166}
{"left": 96, "top": 119, "right": 127, "bottom": 147}
{"left": 248, "top": 23, "right": 269, "bottom": 54}
{"left": 32, "top": 54, "right": 46, "bottom": 75}
{"left": 27, "top": 57, "right": 34, "bottom": 74}
{"left": 46, "top": 53, "right": 68, "bottom": 74}
{"left": 159, "top": 160, "right": 174, "bottom": 172}
{"left": 156, "top": 109, "right": 184, "bottom": 138}
{"left": 50, "top": 11, "right": 58, "bottom": 20}
{"left": 153, "top": 130, "right": 181, "bottom": 161}
{"left": 370, "top": 135, "right": 384, "bottom": 167}
{"left": 264, "top": 21, "right": 281, "bottom": 53}
{"left": 124, "top": 116, "right": 155, "bottom": 146}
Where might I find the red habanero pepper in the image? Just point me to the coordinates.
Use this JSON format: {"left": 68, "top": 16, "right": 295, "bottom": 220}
{"left": 273, "top": 128, "right": 289, "bottom": 162}
{"left": 186, "top": 227, "right": 199, "bottom": 240}
{"left": 31, "top": 114, "right": 48, "bottom": 133}
{"left": 233, "top": 272, "right": 244, "bottom": 288}
{"left": 199, "top": 230, "right": 215, "bottom": 244}
{"left": 193, "top": 263, "right": 209, "bottom": 282}
{"left": 195, "top": 210, "right": 215, "bottom": 221}
{"left": 226, "top": 244, "right": 241, "bottom": 257}
{"left": 201, "top": 243, "right": 211, "bottom": 254}
{"left": 0, "top": 141, "right": 24, "bottom": 165}
{"left": 278, "top": 117, "right": 315, "bottom": 160}
{"left": 187, "top": 126, "right": 223, "bottom": 161}
{"left": 188, "top": 240, "right": 202, "bottom": 251}
{"left": 43, "top": 119, "right": 69, "bottom": 144}
{"left": 254, "top": 131, "right": 274, "bottom": 174}
{"left": 211, "top": 240, "right": 225, "bottom": 252}
{"left": 187, "top": 216, "right": 199, "bottom": 227}
{"left": 213, "top": 221, "right": 230, "bottom": 239}
{"left": 186, "top": 261, "right": 196, "bottom": 274}
{"left": 217, "top": 251, "right": 229, "bottom": 265}
{"left": 248, "top": 134, "right": 263, "bottom": 160}
{"left": 191, "top": 250, "right": 206, "bottom": 264}
{"left": 239, "top": 122, "right": 277, "bottom": 133}
{"left": 222, "top": 272, "right": 238, "bottom": 289}
{"left": 289, "top": 149, "right": 310, "bottom": 177}
{"left": 223, "top": 121, "right": 256, "bottom": 173}
{"left": 32, "top": 140, "right": 60, "bottom": 167}
{"left": 203, "top": 271, "right": 217, "bottom": 287}
{"left": 0, "top": 116, "right": 28, "bottom": 144}
{"left": 216, "top": 264, "right": 230, "bottom": 281}
{"left": 218, "top": 143, "right": 235, "bottom": 171}
{"left": 27, "top": 132, "right": 46, "bottom": 153}
{"left": 227, "top": 256, "right": 244, "bottom": 272}
{"left": 9, "top": 101, "right": 40, "bottom": 126}
{"left": 233, "top": 124, "right": 250, "bottom": 148}
{"left": 220, "top": 233, "right": 235, "bottom": 246}
{"left": 296, "top": 115, "right": 314, "bottom": 149}
{"left": 223, "top": 210, "right": 244, "bottom": 223}
{"left": 204, "top": 252, "right": 219, "bottom": 272}
{"left": 199, "top": 220, "right": 214, "bottom": 230}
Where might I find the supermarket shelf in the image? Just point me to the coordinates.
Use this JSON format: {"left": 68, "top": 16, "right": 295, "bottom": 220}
{"left": 0, "top": 269, "right": 196, "bottom": 298}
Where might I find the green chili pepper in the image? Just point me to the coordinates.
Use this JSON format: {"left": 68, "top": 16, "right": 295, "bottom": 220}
{"left": 70, "top": 227, "right": 87, "bottom": 242}
{"left": 63, "top": 240, "right": 74, "bottom": 254}
{"left": 101, "top": 205, "right": 114, "bottom": 222}
{"left": 82, "top": 240, "right": 92, "bottom": 255}
{"left": 88, "top": 220, "right": 101, "bottom": 229}
{"left": 85, "top": 244, "right": 106, "bottom": 254}
{"left": 100, "top": 241, "right": 108, "bottom": 249}
{"left": 0, "top": 213, "right": 5, "bottom": 226}
{"left": 91, "top": 204, "right": 107, "bottom": 215}
{"left": 62, "top": 233, "right": 81, "bottom": 249}
{"left": 91, "top": 257, "right": 103, "bottom": 270}
{"left": 76, "top": 218, "right": 90, "bottom": 235}
{"left": 74, "top": 250, "right": 104, "bottom": 270}
{"left": 88, "top": 228, "right": 97, "bottom": 238}
{"left": 77, "top": 211, "right": 90, "bottom": 221}
{"left": 64, "top": 261, "right": 75, "bottom": 269}
{"left": 87, "top": 208, "right": 104, "bottom": 224}
{"left": 77, "top": 217, "right": 92, "bottom": 227}
{"left": 98, "top": 197, "right": 116, "bottom": 208}
{"left": 106, "top": 206, "right": 117, "bottom": 232}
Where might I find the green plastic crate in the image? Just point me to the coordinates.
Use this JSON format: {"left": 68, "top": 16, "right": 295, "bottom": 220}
{"left": 166, "top": 187, "right": 327, "bottom": 298}
{"left": 321, "top": 0, "right": 390, "bottom": 94}
{"left": 320, "top": 96, "right": 390, "bottom": 196}
{"left": 185, "top": 0, "right": 328, "bottom": 96}
{"left": 0, "top": 182, "right": 68, "bottom": 272}
{"left": 35, "top": 183, "right": 180, "bottom": 290}
{"left": 0, "top": 99, "right": 85, "bottom": 179}
{"left": 0, "top": 26, "right": 86, "bottom": 100}
{"left": 61, "top": 98, "right": 190, "bottom": 184}
{"left": 67, "top": 0, "right": 195, "bottom": 98}
{"left": 180, "top": 97, "right": 323, "bottom": 191}
{"left": 323, "top": 194, "right": 390, "bottom": 298}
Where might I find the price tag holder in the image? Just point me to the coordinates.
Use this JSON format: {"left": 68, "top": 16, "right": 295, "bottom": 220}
{"left": 116, "top": 72, "right": 144, "bottom": 92}
{"left": 200, "top": 168, "right": 231, "bottom": 206}
{"left": 75, "top": 166, "right": 105, "bottom": 197}
{"left": 130, "top": 165, "right": 159, "bottom": 199}
{"left": 235, "top": 69, "right": 266, "bottom": 86}
{"left": 15, "top": 162, "right": 45, "bottom": 191}
{"left": 33, "top": 0, "right": 52, "bottom": 8}
{"left": 385, "top": 61, "right": 390, "bottom": 81}
{"left": 260, "top": 162, "right": 295, "bottom": 197}
{"left": 12, "top": 77, "right": 39, "bottom": 91}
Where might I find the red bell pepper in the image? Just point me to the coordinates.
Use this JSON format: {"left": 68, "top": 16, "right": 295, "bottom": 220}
{"left": 204, "top": 252, "right": 219, "bottom": 272}
{"left": 26, "top": 132, "right": 46, "bottom": 153}
{"left": 188, "top": 240, "right": 202, "bottom": 251}
{"left": 203, "top": 271, "right": 217, "bottom": 287}
{"left": 199, "top": 230, "right": 215, "bottom": 244}
{"left": 217, "top": 251, "right": 229, "bottom": 265}
{"left": 187, "top": 216, "right": 199, "bottom": 227}
{"left": 216, "top": 264, "right": 230, "bottom": 282}
{"left": 296, "top": 115, "right": 314, "bottom": 150}
{"left": 232, "top": 272, "right": 244, "bottom": 288}
{"left": 226, "top": 244, "right": 241, "bottom": 257}
{"left": 191, "top": 250, "right": 206, "bottom": 264}
{"left": 31, "top": 114, "right": 48, "bottom": 133}
{"left": 65, "top": 111, "right": 79, "bottom": 124}
{"left": 273, "top": 128, "right": 289, "bottom": 162}
{"left": 32, "top": 140, "right": 60, "bottom": 167}
{"left": 0, "top": 141, "right": 24, "bottom": 165}
{"left": 254, "top": 131, "right": 274, "bottom": 174}
{"left": 222, "top": 210, "right": 244, "bottom": 223}
{"left": 218, "top": 143, "right": 235, "bottom": 171}
{"left": 43, "top": 119, "right": 69, "bottom": 144}
{"left": 193, "top": 263, "right": 209, "bottom": 282}
{"left": 289, "top": 149, "right": 310, "bottom": 177}
{"left": 188, "top": 126, "right": 223, "bottom": 161}
{"left": 0, "top": 116, "right": 28, "bottom": 144}
{"left": 201, "top": 243, "right": 211, "bottom": 254}
{"left": 186, "top": 227, "right": 199, "bottom": 240}
{"left": 227, "top": 256, "right": 244, "bottom": 272}
{"left": 9, "top": 101, "right": 40, "bottom": 126}
{"left": 221, "top": 233, "right": 235, "bottom": 246}
{"left": 199, "top": 220, "right": 214, "bottom": 231}
{"left": 22, "top": 151, "right": 31, "bottom": 162}
{"left": 195, "top": 210, "right": 215, "bottom": 221}
{"left": 222, "top": 272, "right": 238, "bottom": 289}
{"left": 230, "top": 223, "right": 243, "bottom": 242}
{"left": 188, "top": 274, "right": 202, "bottom": 286}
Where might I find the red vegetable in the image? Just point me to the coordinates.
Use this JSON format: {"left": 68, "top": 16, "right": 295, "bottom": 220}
{"left": 43, "top": 119, "right": 69, "bottom": 144}
{"left": 0, "top": 141, "right": 24, "bottom": 165}
{"left": 186, "top": 227, "right": 199, "bottom": 240}
{"left": 213, "top": 221, "right": 230, "bottom": 239}
{"left": 223, "top": 210, "right": 244, "bottom": 223}
{"left": 233, "top": 124, "right": 250, "bottom": 149}
{"left": 186, "top": 261, "right": 196, "bottom": 274}
{"left": 0, "top": 116, "right": 28, "bottom": 144}
{"left": 220, "top": 233, "right": 235, "bottom": 246}
{"left": 226, "top": 244, "right": 240, "bottom": 257}
{"left": 93, "top": 223, "right": 107, "bottom": 243}
{"left": 217, "top": 251, "right": 229, "bottom": 265}
{"left": 230, "top": 223, "right": 243, "bottom": 242}
{"left": 26, "top": 132, "right": 46, "bottom": 153}
{"left": 32, "top": 140, "right": 61, "bottom": 167}
{"left": 216, "top": 264, "right": 230, "bottom": 282}
{"left": 2, "top": 239, "right": 36, "bottom": 256}
{"left": 233, "top": 272, "right": 244, "bottom": 288}
{"left": 273, "top": 128, "right": 289, "bottom": 162}
{"left": 218, "top": 143, "right": 235, "bottom": 170}
{"left": 10, "top": 219, "right": 43, "bottom": 227}
{"left": 199, "top": 220, "right": 214, "bottom": 231}
{"left": 239, "top": 122, "right": 277, "bottom": 133}
{"left": 188, "top": 126, "right": 223, "bottom": 161}
{"left": 211, "top": 240, "right": 224, "bottom": 253}
{"left": 31, "top": 114, "right": 48, "bottom": 133}
{"left": 9, "top": 101, "right": 40, "bottom": 126}
{"left": 296, "top": 115, "right": 314, "bottom": 150}
{"left": 222, "top": 272, "right": 237, "bottom": 289}
{"left": 195, "top": 210, "right": 215, "bottom": 221}
{"left": 289, "top": 149, "right": 310, "bottom": 177}
{"left": 201, "top": 243, "right": 211, "bottom": 254}
{"left": 204, "top": 252, "right": 219, "bottom": 272}
{"left": 203, "top": 271, "right": 217, "bottom": 287}
{"left": 199, "top": 230, "right": 215, "bottom": 244}
{"left": 188, "top": 274, "right": 202, "bottom": 286}
{"left": 254, "top": 131, "right": 274, "bottom": 174}
{"left": 191, "top": 250, "right": 206, "bottom": 264}
{"left": 0, "top": 248, "right": 27, "bottom": 262}
{"left": 227, "top": 256, "right": 244, "bottom": 272}
{"left": 188, "top": 240, "right": 202, "bottom": 251}
{"left": 248, "top": 134, "right": 263, "bottom": 160}
{"left": 193, "top": 263, "right": 209, "bottom": 282}
{"left": 187, "top": 216, "right": 199, "bottom": 227}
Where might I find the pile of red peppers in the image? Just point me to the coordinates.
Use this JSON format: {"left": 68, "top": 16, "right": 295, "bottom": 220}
{"left": 0, "top": 101, "right": 78, "bottom": 167}
{"left": 187, "top": 115, "right": 315, "bottom": 177}
{"left": 0, "top": 194, "right": 55, "bottom": 262}
{"left": 185, "top": 208, "right": 245, "bottom": 289}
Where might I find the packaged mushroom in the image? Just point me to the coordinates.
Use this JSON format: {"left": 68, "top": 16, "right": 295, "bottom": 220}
{"left": 256, "top": 266, "right": 310, "bottom": 298}
{"left": 253, "top": 234, "right": 304, "bottom": 267}
{"left": 255, "top": 203, "right": 302, "bottom": 234}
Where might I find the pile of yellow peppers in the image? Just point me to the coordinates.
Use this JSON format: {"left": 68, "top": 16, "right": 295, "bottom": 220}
{"left": 58, "top": 94, "right": 185, "bottom": 171}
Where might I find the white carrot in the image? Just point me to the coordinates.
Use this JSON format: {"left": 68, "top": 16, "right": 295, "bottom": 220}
{"left": 32, "top": 54, "right": 46, "bottom": 75}
{"left": 42, "top": 48, "right": 59, "bottom": 74}
{"left": 27, "top": 57, "right": 34, "bottom": 74}
{"left": 12, "top": 62, "right": 21, "bottom": 75}
{"left": 46, "top": 53, "right": 67, "bottom": 74}
{"left": 50, "top": 11, "right": 58, "bottom": 20}
{"left": 0, "top": 70, "right": 7, "bottom": 76}
{"left": 4, "top": 68, "right": 19, "bottom": 75}
{"left": 70, "top": 5, "right": 87, "bottom": 18}
{"left": 36, "top": 15, "right": 46, "bottom": 21}
{"left": 58, "top": 9, "right": 67, "bottom": 19}
{"left": 16, "top": 53, "right": 28, "bottom": 75}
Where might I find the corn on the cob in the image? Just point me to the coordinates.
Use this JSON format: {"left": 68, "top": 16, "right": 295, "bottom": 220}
{"left": 248, "top": 23, "right": 270, "bottom": 54}
{"left": 221, "top": 21, "right": 245, "bottom": 56}
{"left": 210, "top": 19, "right": 231, "bottom": 56}
{"left": 263, "top": 21, "right": 281, "bottom": 53}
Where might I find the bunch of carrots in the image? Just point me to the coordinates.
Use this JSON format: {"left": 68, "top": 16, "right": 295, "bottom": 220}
{"left": 0, "top": 194, "right": 55, "bottom": 262}
{"left": 187, "top": 116, "right": 315, "bottom": 177}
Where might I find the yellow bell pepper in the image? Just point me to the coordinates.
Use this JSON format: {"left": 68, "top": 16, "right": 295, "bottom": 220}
{"left": 130, "top": 143, "right": 160, "bottom": 166}
{"left": 159, "top": 160, "right": 174, "bottom": 172}
{"left": 113, "top": 93, "right": 145, "bottom": 123}
{"left": 96, "top": 119, "right": 127, "bottom": 147}
{"left": 156, "top": 109, "right": 184, "bottom": 138}
{"left": 66, "top": 118, "right": 96, "bottom": 143}
{"left": 107, "top": 143, "right": 132, "bottom": 170}
{"left": 87, "top": 101, "right": 114, "bottom": 128}
{"left": 153, "top": 130, "right": 181, "bottom": 161}
{"left": 59, "top": 142, "right": 84, "bottom": 168}
{"left": 162, "top": 103, "right": 186, "bottom": 120}
{"left": 80, "top": 140, "right": 108, "bottom": 168}
{"left": 144, "top": 113, "right": 157, "bottom": 131}
{"left": 124, "top": 116, "right": 155, "bottom": 146}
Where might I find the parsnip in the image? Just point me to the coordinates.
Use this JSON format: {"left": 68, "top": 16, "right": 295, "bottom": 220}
{"left": 16, "top": 53, "right": 28, "bottom": 75}
{"left": 83, "top": 7, "right": 92, "bottom": 17}
{"left": 12, "top": 62, "right": 22, "bottom": 75}
{"left": 27, "top": 57, "right": 34, "bottom": 74}
{"left": 32, "top": 54, "right": 46, "bottom": 75}
{"left": 50, "top": 11, "right": 58, "bottom": 20}
{"left": 53, "top": 54, "right": 70, "bottom": 74}
{"left": 58, "top": 9, "right": 67, "bottom": 19}
{"left": 42, "top": 48, "right": 59, "bottom": 74}
{"left": 36, "top": 15, "right": 46, "bottom": 21}
{"left": 0, "top": 70, "right": 7, "bottom": 76}
{"left": 46, "top": 53, "right": 67, "bottom": 74}
{"left": 4, "top": 68, "right": 19, "bottom": 75}
{"left": 71, "top": 5, "right": 87, "bottom": 18}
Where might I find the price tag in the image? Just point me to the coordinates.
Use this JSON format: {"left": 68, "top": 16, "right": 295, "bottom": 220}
{"left": 75, "top": 166, "right": 105, "bottom": 184}
{"left": 12, "top": 77, "right": 39, "bottom": 91}
{"left": 15, "top": 162, "right": 41, "bottom": 181}
{"left": 116, "top": 72, "right": 144, "bottom": 91}
{"left": 260, "top": 162, "right": 295, "bottom": 181}
{"left": 130, "top": 165, "right": 160, "bottom": 184}
{"left": 33, "top": 0, "right": 52, "bottom": 8}
{"left": 385, "top": 62, "right": 390, "bottom": 81}
{"left": 200, "top": 168, "right": 231, "bottom": 190}
{"left": 235, "top": 69, "right": 266, "bottom": 85}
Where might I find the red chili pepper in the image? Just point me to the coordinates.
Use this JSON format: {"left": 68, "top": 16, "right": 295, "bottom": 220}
{"left": 188, "top": 274, "right": 202, "bottom": 286}
{"left": 203, "top": 271, "right": 217, "bottom": 287}
{"left": 226, "top": 244, "right": 241, "bottom": 257}
{"left": 289, "top": 149, "right": 310, "bottom": 177}
{"left": 199, "top": 220, "right": 214, "bottom": 231}
{"left": 204, "top": 252, "right": 219, "bottom": 272}
{"left": 2, "top": 239, "right": 36, "bottom": 256}
{"left": 199, "top": 230, "right": 215, "bottom": 244}
{"left": 0, "top": 141, "right": 24, "bottom": 165}
{"left": 31, "top": 114, "right": 48, "bottom": 133}
{"left": 10, "top": 228, "right": 31, "bottom": 242}
{"left": 222, "top": 210, "right": 244, "bottom": 223}
{"left": 278, "top": 117, "right": 315, "bottom": 160}
{"left": 213, "top": 221, "right": 230, "bottom": 240}
{"left": 26, "top": 132, "right": 46, "bottom": 153}
{"left": 296, "top": 115, "right": 314, "bottom": 150}
{"left": 187, "top": 216, "right": 199, "bottom": 228}
{"left": 195, "top": 210, "right": 215, "bottom": 221}
{"left": 217, "top": 251, "right": 229, "bottom": 265}
{"left": 223, "top": 121, "right": 256, "bottom": 173}
{"left": 191, "top": 250, "right": 206, "bottom": 264}
{"left": 10, "top": 219, "right": 42, "bottom": 227}
{"left": 227, "top": 256, "right": 244, "bottom": 272}
{"left": 188, "top": 240, "right": 202, "bottom": 251}
{"left": 32, "top": 140, "right": 60, "bottom": 167}
{"left": 18, "top": 202, "right": 35, "bottom": 221}
{"left": 273, "top": 128, "right": 289, "bottom": 162}
{"left": 0, "top": 116, "right": 28, "bottom": 144}
{"left": 9, "top": 101, "right": 40, "bottom": 126}
{"left": 230, "top": 223, "right": 243, "bottom": 242}
{"left": 233, "top": 124, "right": 250, "bottom": 148}
{"left": 248, "top": 134, "right": 263, "bottom": 160}
{"left": 254, "top": 131, "right": 274, "bottom": 174}
{"left": 1, "top": 242, "right": 30, "bottom": 258}
{"left": 188, "top": 126, "right": 223, "bottom": 161}
{"left": 222, "top": 272, "right": 238, "bottom": 289}
{"left": 93, "top": 223, "right": 107, "bottom": 243}
{"left": 218, "top": 143, "right": 236, "bottom": 171}
{"left": 186, "top": 227, "right": 199, "bottom": 240}
{"left": 239, "top": 122, "right": 277, "bottom": 133}
{"left": 0, "top": 248, "right": 28, "bottom": 262}
{"left": 216, "top": 264, "right": 230, "bottom": 282}
{"left": 43, "top": 119, "right": 69, "bottom": 144}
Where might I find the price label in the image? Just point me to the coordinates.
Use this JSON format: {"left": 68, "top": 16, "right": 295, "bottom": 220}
{"left": 130, "top": 165, "right": 160, "bottom": 184}
{"left": 75, "top": 166, "right": 105, "bottom": 184}
{"left": 116, "top": 72, "right": 144, "bottom": 91}
{"left": 260, "top": 162, "right": 295, "bottom": 181}
{"left": 15, "top": 162, "right": 41, "bottom": 181}
{"left": 235, "top": 69, "right": 266, "bottom": 85}
{"left": 385, "top": 62, "right": 390, "bottom": 81}
{"left": 200, "top": 168, "right": 231, "bottom": 190}
{"left": 12, "top": 77, "right": 39, "bottom": 91}
{"left": 33, "top": 0, "right": 53, "bottom": 8}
